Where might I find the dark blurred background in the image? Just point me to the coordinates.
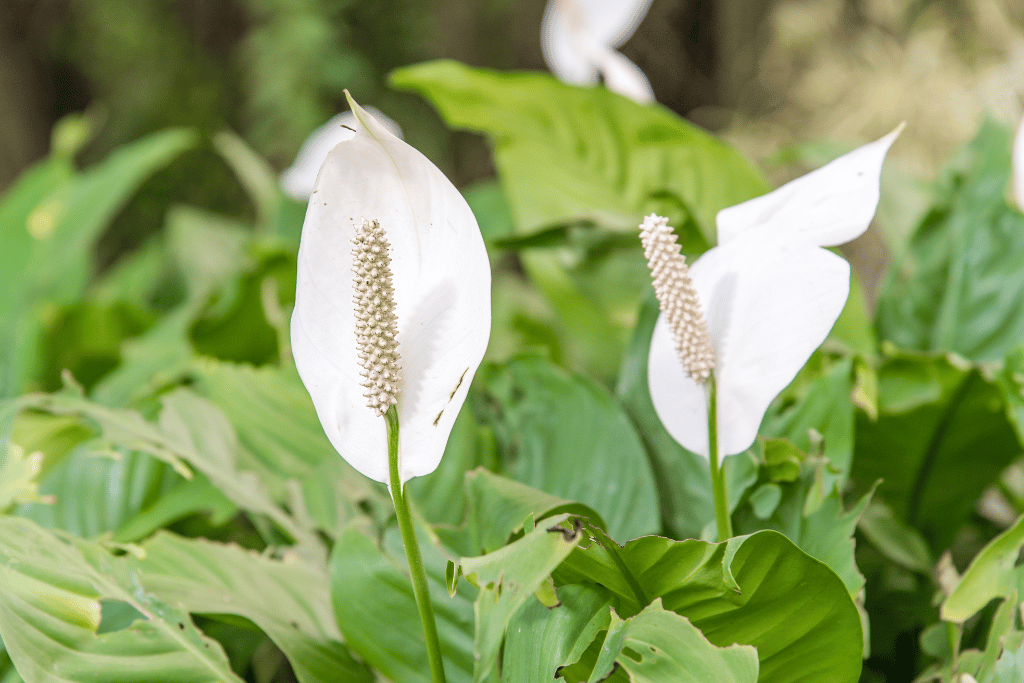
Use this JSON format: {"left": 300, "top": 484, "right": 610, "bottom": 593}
{"left": 2, "top": 0, "right": 1023, "bottom": 266}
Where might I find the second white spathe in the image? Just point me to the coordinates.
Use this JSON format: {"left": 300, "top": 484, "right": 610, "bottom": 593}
{"left": 648, "top": 127, "right": 902, "bottom": 458}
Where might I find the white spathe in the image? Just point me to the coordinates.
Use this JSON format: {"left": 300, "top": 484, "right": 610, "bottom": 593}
{"left": 542, "top": 0, "right": 655, "bottom": 104}
{"left": 1014, "top": 114, "right": 1024, "bottom": 211}
{"left": 290, "top": 93, "right": 491, "bottom": 484}
{"left": 281, "top": 108, "right": 403, "bottom": 201}
{"left": 648, "top": 127, "right": 902, "bottom": 458}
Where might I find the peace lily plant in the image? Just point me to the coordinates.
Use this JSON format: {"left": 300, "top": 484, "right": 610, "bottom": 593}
{"left": 641, "top": 127, "right": 902, "bottom": 540}
{"left": 541, "top": 0, "right": 655, "bottom": 103}
{"left": 290, "top": 93, "right": 491, "bottom": 683}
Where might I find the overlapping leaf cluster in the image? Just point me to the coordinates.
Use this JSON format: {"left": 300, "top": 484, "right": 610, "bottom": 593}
{"left": 0, "top": 60, "right": 1022, "bottom": 683}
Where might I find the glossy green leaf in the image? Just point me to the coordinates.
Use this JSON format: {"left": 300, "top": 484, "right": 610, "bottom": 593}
{"left": 588, "top": 599, "right": 759, "bottom": 683}
{"left": 876, "top": 119, "right": 1024, "bottom": 361}
{"left": 850, "top": 350, "right": 1021, "bottom": 549}
{"left": 942, "top": 513, "right": 1024, "bottom": 623}
{"left": 391, "top": 60, "right": 766, "bottom": 240}
{"left": 329, "top": 523, "right": 476, "bottom": 683}
{"left": 558, "top": 530, "right": 863, "bottom": 683}
{"left": 0, "top": 517, "right": 242, "bottom": 683}
{"left": 137, "top": 532, "right": 373, "bottom": 683}
{"left": 479, "top": 354, "right": 658, "bottom": 542}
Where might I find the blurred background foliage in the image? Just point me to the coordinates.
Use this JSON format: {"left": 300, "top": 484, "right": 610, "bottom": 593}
{"left": 2, "top": 0, "right": 1024, "bottom": 288}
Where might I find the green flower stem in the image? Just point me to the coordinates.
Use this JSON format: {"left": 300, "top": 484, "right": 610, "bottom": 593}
{"left": 385, "top": 407, "right": 447, "bottom": 683}
{"left": 706, "top": 374, "right": 732, "bottom": 541}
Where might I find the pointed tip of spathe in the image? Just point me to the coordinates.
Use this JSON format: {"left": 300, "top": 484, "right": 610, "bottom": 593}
{"left": 343, "top": 91, "right": 402, "bottom": 145}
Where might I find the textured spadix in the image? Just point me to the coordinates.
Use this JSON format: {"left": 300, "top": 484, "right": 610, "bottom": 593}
{"left": 291, "top": 94, "right": 491, "bottom": 484}
{"left": 648, "top": 127, "right": 901, "bottom": 458}
{"left": 542, "top": 0, "right": 655, "bottom": 104}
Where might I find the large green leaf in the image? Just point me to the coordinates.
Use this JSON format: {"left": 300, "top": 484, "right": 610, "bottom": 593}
{"left": 479, "top": 354, "right": 659, "bottom": 542}
{"left": 850, "top": 349, "right": 1021, "bottom": 549}
{"left": 137, "top": 532, "right": 372, "bottom": 683}
{"left": 556, "top": 530, "right": 863, "bottom": 683}
{"left": 875, "top": 119, "right": 1024, "bottom": 361}
{"left": 390, "top": 60, "right": 766, "bottom": 241}
{"left": 0, "top": 517, "right": 242, "bottom": 683}
{"left": 588, "top": 599, "right": 759, "bottom": 683}
{"left": 329, "top": 523, "right": 476, "bottom": 683}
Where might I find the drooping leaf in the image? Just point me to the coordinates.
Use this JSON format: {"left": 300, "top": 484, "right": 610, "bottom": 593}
{"left": 137, "top": 532, "right": 373, "bottom": 683}
{"left": 0, "top": 517, "right": 242, "bottom": 683}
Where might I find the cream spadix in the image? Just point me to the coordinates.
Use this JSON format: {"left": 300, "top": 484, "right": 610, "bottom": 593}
{"left": 646, "top": 127, "right": 901, "bottom": 459}
{"left": 291, "top": 93, "right": 491, "bottom": 484}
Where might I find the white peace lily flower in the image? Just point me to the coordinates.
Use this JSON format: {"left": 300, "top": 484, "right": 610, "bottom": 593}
{"left": 1013, "top": 114, "right": 1024, "bottom": 211}
{"left": 542, "top": 0, "right": 655, "bottom": 104}
{"left": 280, "top": 108, "right": 404, "bottom": 201}
{"left": 290, "top": 93, "right": 491, "bottom": 484}
{"left": 647, "top": 127, "right": 902, "bottom": 459}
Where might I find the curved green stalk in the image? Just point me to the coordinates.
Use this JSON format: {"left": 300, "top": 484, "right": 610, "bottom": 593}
{"left": 706, "top": 374, "right": 732, "bottom": 541}
{"left": 385, "top": 407, "right": 447, "bottom": 683}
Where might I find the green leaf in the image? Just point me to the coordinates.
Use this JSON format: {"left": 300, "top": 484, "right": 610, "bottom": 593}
{"left": 15, "top": 445, "right": 180, "bottom": 540}
{"left": 0, "top": 517, "right": 242, "bottom": 683}
{"left": 390, "top": 60, "right": 766, "bottom": 241}
{"left": 137, "top": 532, "right": 373, "bottom": 683}
{"left": 850, "top": 350, "right": 1021, "bottom": 549}
{"left": 559, "top": 530, "right": 863, "bottom": 683}
{"left": 455, "top": 513, "right": 583, "bottom": 681}
{"left": 329, "top": 523, "right": 476, "bottom": 683}
{"left": 942, "top": 513, "right": 1024, "bottom": 623}
{"left": 479, "top": 354, "right": 659, "bottom": 542}
{"left": 0, "top": 444, "right": 44, "bottom": 511}
{"left": 875, "top": 119, "right": 1024, "bottom": 361}
{"left": 588, "top": 599, "right": 759, "bottom": 683}
{"left": 502, "top": 584, "right": 613, "bottom": 682}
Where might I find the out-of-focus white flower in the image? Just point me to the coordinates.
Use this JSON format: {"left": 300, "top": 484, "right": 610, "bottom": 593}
{"left": 290, "top": 94, "right": 491, "bottom": 484}
{"left": 1013, "top": 114, "right": 1024, "bottom": 210}
{"left": 647, "top": 127, "right": 902, "bottom": 458}
{"left": 281, "top": 108, "right": 404, "bottom": 201}
{"left": 542, "top": 0, "right": 655, "bottom": 104}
